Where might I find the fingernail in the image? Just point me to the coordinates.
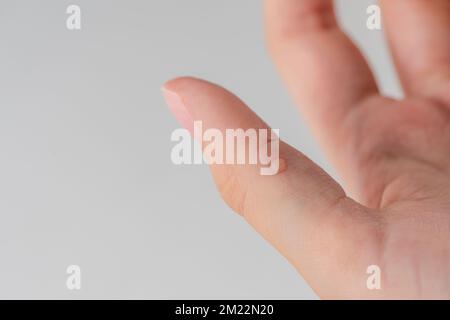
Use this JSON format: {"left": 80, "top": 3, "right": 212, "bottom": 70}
{"left": 162, "top": 86, "right": 194, "bottom": 134}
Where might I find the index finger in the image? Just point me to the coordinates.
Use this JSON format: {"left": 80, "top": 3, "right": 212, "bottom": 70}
{"left": 265, "top": 0, "right": 379, "bottom": 159}
{"left": 380, "top": 0, "right": 450, "bottom": 102}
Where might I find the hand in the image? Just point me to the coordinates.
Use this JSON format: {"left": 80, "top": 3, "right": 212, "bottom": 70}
{"left": 162, "top": 0, "right": 450, "bottom": 299}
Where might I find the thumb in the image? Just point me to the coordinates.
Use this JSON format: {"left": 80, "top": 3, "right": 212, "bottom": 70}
{"left": 163, "top": 77, "right": 382, "bottom": 299}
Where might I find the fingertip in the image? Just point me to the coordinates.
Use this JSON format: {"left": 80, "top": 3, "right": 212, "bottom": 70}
{"left": 162, "top": 76, "right": 210, "bottom": 94}
{"left": 161, "top": 84, "right": 195, "bottom": 134}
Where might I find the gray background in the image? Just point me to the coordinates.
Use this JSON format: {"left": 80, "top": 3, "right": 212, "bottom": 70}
{"left": 0, "top": 0, "right": 401, "bottom": 299}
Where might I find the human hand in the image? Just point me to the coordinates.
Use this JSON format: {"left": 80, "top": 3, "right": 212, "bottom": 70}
{"left": 162, "top": 0, "right": 450, "bottom": 299}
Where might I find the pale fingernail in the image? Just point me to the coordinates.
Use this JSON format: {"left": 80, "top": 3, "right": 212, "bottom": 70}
{"left": 162, "top": 86, "right": 194, "bottom": 135}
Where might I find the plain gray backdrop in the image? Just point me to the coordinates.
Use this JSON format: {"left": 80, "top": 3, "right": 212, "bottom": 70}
{"left": 0, "top": 0, "right": 402, "bottom": 299}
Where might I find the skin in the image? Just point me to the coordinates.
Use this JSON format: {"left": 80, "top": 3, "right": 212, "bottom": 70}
{"left": 162, "top": 0, "right": 450, "bottom": 299}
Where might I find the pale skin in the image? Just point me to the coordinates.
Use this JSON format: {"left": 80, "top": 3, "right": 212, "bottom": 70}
{"left": 162, "top": 0, "right": 450, "bottom": 299}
